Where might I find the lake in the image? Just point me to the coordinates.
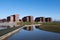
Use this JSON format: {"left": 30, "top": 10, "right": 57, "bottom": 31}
{"left": 7, "top": 26, "right": 60, "bottom": 40}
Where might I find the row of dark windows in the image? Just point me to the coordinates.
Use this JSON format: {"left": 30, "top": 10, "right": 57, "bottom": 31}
{"left": 22, "top": 16, "right": 33, "bottom": 22}
{"left": 35, "top": 17, "right": 52, "bottom": 22}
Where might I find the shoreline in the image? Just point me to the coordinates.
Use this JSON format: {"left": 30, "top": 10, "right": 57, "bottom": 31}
{"left": 0, "top": 27, "right": 23, "bottom": 40}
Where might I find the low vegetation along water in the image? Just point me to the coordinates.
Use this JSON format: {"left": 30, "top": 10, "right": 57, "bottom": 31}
{"left": 5, "top": 25, "right": 60, "bottom": 40}
{"left": 0, "top": 27, "right": 20, "bottom": 36}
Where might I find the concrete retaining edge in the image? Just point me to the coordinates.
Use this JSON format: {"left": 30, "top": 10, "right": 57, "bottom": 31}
{"left": 0, "top": 27, "right": 23, "bottom": 40}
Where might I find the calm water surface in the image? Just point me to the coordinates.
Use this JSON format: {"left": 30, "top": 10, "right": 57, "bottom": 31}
{"left": 7, "top": 26, "right": 60, "bottom": 40}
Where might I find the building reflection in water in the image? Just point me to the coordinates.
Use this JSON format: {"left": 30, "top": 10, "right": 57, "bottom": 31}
{"left": 23, "top": 26, "right": 33, "bottom": 31}
{"left": 35, "top": 26, "right": 40, "bottom": 28}
{"left": 35, "top": 25, "right": 41, "bottom": 30}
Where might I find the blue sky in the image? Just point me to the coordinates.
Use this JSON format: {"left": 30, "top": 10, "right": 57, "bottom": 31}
{"left": 0, "top": 0, "right": 60, "bottom": 21}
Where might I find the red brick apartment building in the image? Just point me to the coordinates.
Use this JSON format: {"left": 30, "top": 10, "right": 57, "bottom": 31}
{"left": 22, "top": 16, "right": 34, "bottom": 22}
{"left": 7, "top": 14, "right": 19, "bottom": 22}
{"left": 45, "top": 17, "right": 52, "bottom": 22}
{"left": 35, "top": 17, "right": 45, "bottom": 22}
{"left": 35, "top": 17, "right": 52, "bottom": 22}
{"left": 0, "top": 19, "right": 7, "bottom": 22}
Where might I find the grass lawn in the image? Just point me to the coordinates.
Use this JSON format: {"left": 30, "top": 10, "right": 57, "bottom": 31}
{"left": 17, "top": 22, "right": 33, "bottom": 26}
{"left": 36, "top": 22, "right": 60, "bottom": 33}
